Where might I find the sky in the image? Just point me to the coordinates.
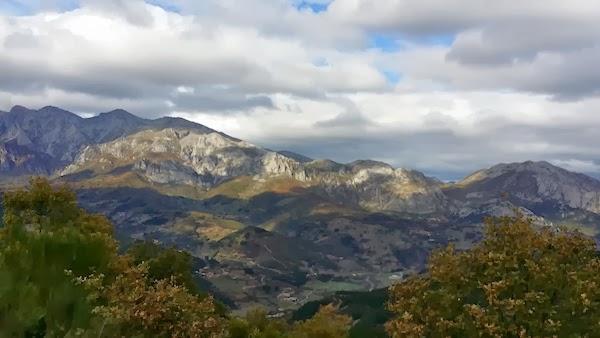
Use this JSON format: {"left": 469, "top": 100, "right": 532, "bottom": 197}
{"left": 1, "top": 0, "right": 600, "bottom": 180}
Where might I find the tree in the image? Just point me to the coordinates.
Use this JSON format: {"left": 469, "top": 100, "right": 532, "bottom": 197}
{"left": 127, "top": 241, "right": 200, "bottom": 294}
{"left": 227, "top": 304, "right": 351, "bottom": 338}
{"left": 386, "top": 216, "right": 600, "bottom": 337}
{"left": 0, "top": 178, "right": 225, "bottom": 337}
{"left": 227, "top": 308, "right": 289, "bottom": 338}
{"left": 0, "top": 178, "right": 118, "bottom": 336}
{"left": 0, "top": 178, "right": 351, "bottom": 337}
{"left": 290, "top": 304, "right": 352, "bottom": 338}
{"left": 82, "top": 263, "right": 224, "bottom": 338}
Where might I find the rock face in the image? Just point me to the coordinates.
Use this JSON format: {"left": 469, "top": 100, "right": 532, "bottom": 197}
{"left": 446, "top": 161, "right": 600, "bottom": 216}
{"left": 62, "top": 128, "right": 308, "bottom": 187}
{"left": 0, "top": 106, "right": 218, "bottom": 175}
{"left": 0, "top": 141, "right": 58, "bottom": 175}
{"left": 61, "top": 127, "right": 444, "bottom": 214}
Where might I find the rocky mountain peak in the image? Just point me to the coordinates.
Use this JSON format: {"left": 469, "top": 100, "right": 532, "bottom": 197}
{"left": 38, "top": 105, "right": 76, "bottom": 115}
{"left": 8, "top": 105, "right": 31, "bottom": 114}
{"left": 0, "top": 105, "right": 223, "bottom": 175}
{"left": 95, "top": 109, "right": 142, "bottom": 121}
{"left": 451, "top": 160, "right": 600, "bottom": 214}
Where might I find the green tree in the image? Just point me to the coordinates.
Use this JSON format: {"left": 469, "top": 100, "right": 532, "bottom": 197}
{"left": 289, "top": 304, "right": 352, "bottom": 338}
{"left": 227, "top": 308, "right": 289, "bottom": 338}
{"left": 0, "top": 178, "right": 117, "bottom": 336}
{"left": 127, "top": 241, "right": 200, "bottom": 295}
{"left": 386, "top": 216, "right": 600, "bottom": 337}
{"left": 227, "top": 304, "right": 351, "bottom": 338}
{"left": 0, "top": 178, "right": 225, "bottom": 337}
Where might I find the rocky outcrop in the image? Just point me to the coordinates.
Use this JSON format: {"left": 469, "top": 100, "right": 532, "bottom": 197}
{"left": 0, "top": 141, "right": 58, "bottom": 175}
{"left": 446, "top": 161, "right": 600, "bottom": 216}
{"left": 0, "top": 106, "right": 220, "bottom": 176}
{"left": 61, "top": 127, "right": 446, "bottom": 214}
{"left": 62, "top": 128, "right": 311, "bottom": 187}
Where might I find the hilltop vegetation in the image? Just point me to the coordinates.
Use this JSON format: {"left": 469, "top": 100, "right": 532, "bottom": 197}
{"left": 386, "top": 216, "right": 600, "bottom": 337}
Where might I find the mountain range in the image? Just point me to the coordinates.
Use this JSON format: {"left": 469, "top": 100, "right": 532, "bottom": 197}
{"left": 2, "top": 105, "right": 600, "bottom": 312}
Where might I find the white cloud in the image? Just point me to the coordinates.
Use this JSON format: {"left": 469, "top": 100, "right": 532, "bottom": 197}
{"left": 551, "top": 159, "right": 600, "bottom": 174}
{"left": 1, "top": 0, "right": 600, "bottom": 179}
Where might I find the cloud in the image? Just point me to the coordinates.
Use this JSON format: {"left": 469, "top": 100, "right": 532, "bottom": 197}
{"left": 327, "top": 0, "right": 599, "bottom": 36}
{"left": 0, "top": 3, "right": 386, "bottom": 110}
{"left": 314, "top": 98, "right": 374, "bottom": 129}
{"left": 170, "top": 86, "right": 274, "bottom": 112}
{"left": 550, "top": 159, "right": 600, "bottom": 174}
{"left": 1, "top": 0, "right": 600, "bottom": 179}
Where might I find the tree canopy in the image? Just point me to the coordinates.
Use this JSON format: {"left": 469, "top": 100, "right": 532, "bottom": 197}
{"left": 386, "top": 216, "right": 600, "bottom": 337}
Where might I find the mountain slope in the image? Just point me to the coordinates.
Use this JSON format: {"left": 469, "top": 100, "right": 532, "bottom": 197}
{"left": 60, "top": 129, "right": 447, "bottom": 215}
{"left": 0, "top": 106, "right": 220, "bottom": 176}
{"left": 445, "top": 161, "right": 600, "bottom": 228}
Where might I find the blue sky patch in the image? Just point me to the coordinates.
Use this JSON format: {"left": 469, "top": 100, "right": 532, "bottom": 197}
{"left": 295, "top": 1, "right": 330, "bottom": 13}
{"left": 382, "top": 70, "right": 402, "bottom": 85}
{"left": 369, "top": 34, "right": 402, "bottom": 53}
{"left": 417, "top": 33, "right": 455, "bottom": 47}
{"left": 370, "top": 32, "right": 455, "bottom": 52}
{"left": 312, "top": 57, "right": 330, "bottom": 67}
{"left": 145, "top": 0, "right": 181, "bottom": 13}
{"left": 0, "top": 0, "right": 78, "bottom": 15}
{"left": 0, "top": 0, "right": 28, "bottom": 15}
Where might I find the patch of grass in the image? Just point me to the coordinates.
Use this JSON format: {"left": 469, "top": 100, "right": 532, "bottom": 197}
{"left": 303, "top": 280, "right": 364, "bottom": 293}
{"left": 206, "top": 176, "right": 309, "bottom": 199}
{"left": 172, "top": 211, "right": 245, "bottom": 241}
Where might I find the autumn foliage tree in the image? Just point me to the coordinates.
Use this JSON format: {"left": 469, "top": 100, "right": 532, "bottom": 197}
{"left": 227, "top": 304, "right": 351, "bottom": 338}
{"left": 289, "top": 304, "right": 352, "bottom": 338}
{"left": 386, "top": 216, "right": 600, "bottom": 337}
{"left": 80, "top": 263, "right": 224, "bottom": 337}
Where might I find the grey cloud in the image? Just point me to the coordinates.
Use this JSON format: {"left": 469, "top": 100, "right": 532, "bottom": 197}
{"left": 4, "top": 30, "right": 41, "bottom": 49}
{"left": 331, "top": 0, "right": 600, "bottom": 99}
{"left": 329, "top": 1, "right": 600, "bottom": 38}
{"left": 314, "top": 99, "right": 375, "bottom": 129}
{"left": 0, "top": 55, "right": 163, "bottom": 99}
{"left": 256, "top": 113, "right": 600, "bottom": 181}
{"left": 314, "top": 110, "right": 372, "bottom": 128}
{"left": 0, "top": 3, "right": 378, "bottom": 113}
{"left": 171, "top": 87, "right": 274, "bottom": 112}
{"left": 517, "top": 48, "right": 600, "bottom": 100}
{"left": 446, "top": 19, "right": 600, "bottom": 66}
{"left": 406, "top": 44, "right": 600, "bottom": 101}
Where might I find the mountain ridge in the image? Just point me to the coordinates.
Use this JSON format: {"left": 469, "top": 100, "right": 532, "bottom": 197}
{"left": 3, "top": 105, "right": 600, "bottom": 219}
{"left": 0, "top": 105, "right": 223, "bottom": 175}
{"left": 3, "top": 104, "right": 600, "bottom": 311}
